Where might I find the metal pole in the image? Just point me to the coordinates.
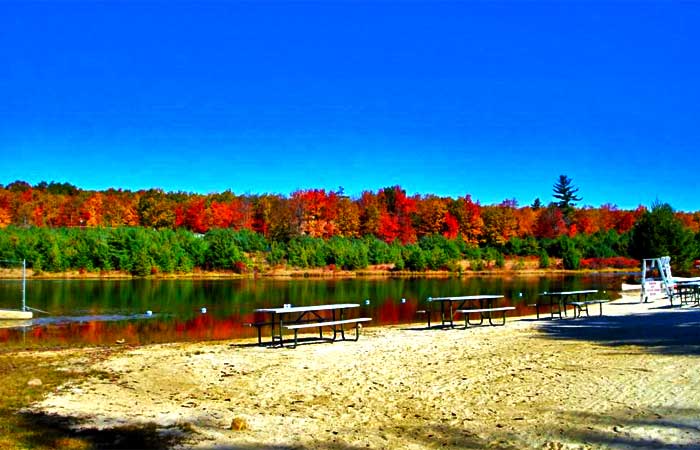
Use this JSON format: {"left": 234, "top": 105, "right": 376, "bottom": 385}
{"left": 22, "top": 259, "right": 26, "bottom": 312}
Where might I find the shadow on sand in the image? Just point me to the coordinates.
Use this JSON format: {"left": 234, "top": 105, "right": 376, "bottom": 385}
{"left": 536, "top": 304, "right": 700, "bottom": 355}
{"left": 18, "top": 410, "right": 192, "bottom": 449}
{"left": 21, "top": 405, "right": 700, "bottom": 450}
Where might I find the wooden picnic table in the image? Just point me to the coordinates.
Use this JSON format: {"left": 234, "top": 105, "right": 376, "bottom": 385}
{"left": 252, "top": 303, "right": 371, "bottom": 347}
{"left": 422, "top": 295, "right": 513, "bottom": 328}
{"left": 535, "top": 290, "right": 600, "bottom": 319}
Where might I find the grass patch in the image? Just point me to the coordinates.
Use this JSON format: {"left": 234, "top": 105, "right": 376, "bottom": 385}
{"left": 0, "top": 351, "right": 90, "bottom": 449}
{"left": 0, "top": 350, "right": 195, "bottom": 449}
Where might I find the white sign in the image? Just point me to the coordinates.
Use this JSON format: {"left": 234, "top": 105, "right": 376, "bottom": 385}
{"left": 643, "top": 280, "right": 667, "bottom": 301}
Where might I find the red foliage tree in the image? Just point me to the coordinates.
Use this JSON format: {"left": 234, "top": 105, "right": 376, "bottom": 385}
{"left": 534, "top": 206, "right": 567, "bottom": 239}
{"left": 442, "top": 211, "right": 458, "bottom": 239}
{"left": 378, "top": 186, "right": 416, "bottom": 244}
{"left": 377, "top": 211, "right": 400, "bottom": 243}
{"left": 182, "top": 198, "right": 209, "bottom": 233}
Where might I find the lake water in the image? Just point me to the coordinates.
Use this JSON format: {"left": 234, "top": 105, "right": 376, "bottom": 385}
{"left": 0, "top": 274, "right": 630, "bottom": 350}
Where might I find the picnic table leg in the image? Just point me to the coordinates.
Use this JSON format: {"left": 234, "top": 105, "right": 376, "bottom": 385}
{"left": 322, "top": 310, "right": 329, "bottom": 340}
{"left": 487, "top": 310, "right": 508, "bottom": 326}
{"left": 279, "top": 316, "right": 285, "bottom": 348}
{"left": 467, "top": 312, "right": 485, "bottom": 327}
{"left": 271, "top": 313, "right": 283, "bottom": 346}
{"left": 336, "top": 310, "right": 346, "bottom": 341}
{"left": 550, "top": 299, "right": 557, "bottom": 319}
{"left": 487, "top": 300, "right": 506, "bottom": 326}
{"left": 558, "top": 297, "right": 565, "bottom": 319}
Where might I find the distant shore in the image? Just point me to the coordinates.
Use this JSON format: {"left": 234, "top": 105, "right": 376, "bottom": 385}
{"left": 3, "top": 268, "right": 627, "bottom": 280}
{"left": 0, "top": 260, "right": 637, "bottom": 280}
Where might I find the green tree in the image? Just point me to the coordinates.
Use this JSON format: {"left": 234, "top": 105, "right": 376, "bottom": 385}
{"left": 403, "top": 245, "right": 427, "bottom": 271}
{"left": 628, "top": 202, "right": 696, "bottom": 271}
{"left": 539, "top": 249, "right": 550, "bottom": 269}
{"left": 552, "top": 175, "right": 582, "bottom": 221}
{"left": 560, "top": 236, "right": 581, "bottom": 270}
{"left": 204, "top": 229, "right": 247, "bottom": 270}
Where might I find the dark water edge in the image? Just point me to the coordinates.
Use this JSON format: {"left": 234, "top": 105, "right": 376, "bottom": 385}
{"left": 0, "top": 273, "right": 630, "bottom": 350}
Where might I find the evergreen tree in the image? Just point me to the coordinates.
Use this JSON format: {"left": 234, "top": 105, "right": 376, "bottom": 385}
{"left": 628, "top": 202, "right": 696, "bottom": 271}
{"left": 552, "top": 175, "right": 582, "bottom": 223}
{"left": 552, "top": 175, "right": 582, "bottom": 209}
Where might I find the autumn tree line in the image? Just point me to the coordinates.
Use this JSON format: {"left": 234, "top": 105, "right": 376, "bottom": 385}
{"left": 0, "top": 179, "right": 698, "bottom": 275}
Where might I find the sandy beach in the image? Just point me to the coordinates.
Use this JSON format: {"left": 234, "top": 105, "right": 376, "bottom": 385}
{"left": 30, "top": 296, "right": 700, "bottom": 449}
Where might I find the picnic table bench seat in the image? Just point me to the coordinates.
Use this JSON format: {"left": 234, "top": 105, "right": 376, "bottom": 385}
{"left": 455, "top": 306, "right": 515, "bottom": 327}
{"left": 245, "top": 318, "right": 345, "bottom": 344}
{"left": 283, "top": 317, "right": 372, "bottom": 348}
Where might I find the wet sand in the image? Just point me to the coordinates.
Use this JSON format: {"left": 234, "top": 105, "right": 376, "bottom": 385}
{"left": 31, "top": 296, "right": 700, "bottom": 449}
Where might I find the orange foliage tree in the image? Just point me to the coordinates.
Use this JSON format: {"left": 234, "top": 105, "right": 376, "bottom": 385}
{"left": 480, "top": 200, "right": 518, "bottom": 246}
{"left": 450, "top": 195, "right": 483, "bottom": 245}
{"left": 414, "top": 195, "right": 448, "bottom": 237}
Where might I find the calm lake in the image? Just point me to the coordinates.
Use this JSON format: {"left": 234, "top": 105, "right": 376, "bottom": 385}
{"left": 0, "top": 274, "right": 631, "bottom": 350}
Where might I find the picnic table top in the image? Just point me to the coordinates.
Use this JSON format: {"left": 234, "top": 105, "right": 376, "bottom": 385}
{"left": 540, "top": 290, "right": 599, "bottom": 296}
{"left": 254, "top": 303, "right": 360, "bottom": 314}
{"left": 428, "top": 295, "right": 504, "bottom": 302}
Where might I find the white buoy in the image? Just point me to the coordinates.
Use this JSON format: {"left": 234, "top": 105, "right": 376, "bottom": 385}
{"left": 145, "top": 310, "right": 153, "bottom": 316}
{"left": 518, "top": 292, "right": 523, "bottom": 297}
{"left": 364, "top": 299, "right": 370, "bottom": 305}
{"left": 401, "top": 298, "right": 406, "bottom": 304}
{"left": 201, "top": 307, "right": 207, "bottom": 314}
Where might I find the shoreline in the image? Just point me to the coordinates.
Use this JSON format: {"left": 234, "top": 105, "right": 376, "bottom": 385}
{"left": 27, "top": 296, "right": 700, "bottom": 449}
{"left": 1, "top": 266, "right": 636, "bottom": 280}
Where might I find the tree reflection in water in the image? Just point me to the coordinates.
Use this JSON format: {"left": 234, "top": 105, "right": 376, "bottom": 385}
{"left": 0, "top": 274, "right": 626, "bottom": 350}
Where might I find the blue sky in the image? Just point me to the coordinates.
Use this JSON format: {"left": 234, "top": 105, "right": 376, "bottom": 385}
{"left": 1, "top": 1, "right": 699, "bottom": 211}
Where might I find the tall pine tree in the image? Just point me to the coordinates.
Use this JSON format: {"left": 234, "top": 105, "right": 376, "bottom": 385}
{"left": 552, "top": 175, "right": 581, "bottom": 222}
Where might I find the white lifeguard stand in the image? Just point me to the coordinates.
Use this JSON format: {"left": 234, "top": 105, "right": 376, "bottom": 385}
{"left": 640, "top": 256, "right": 674, "bottom": 304}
